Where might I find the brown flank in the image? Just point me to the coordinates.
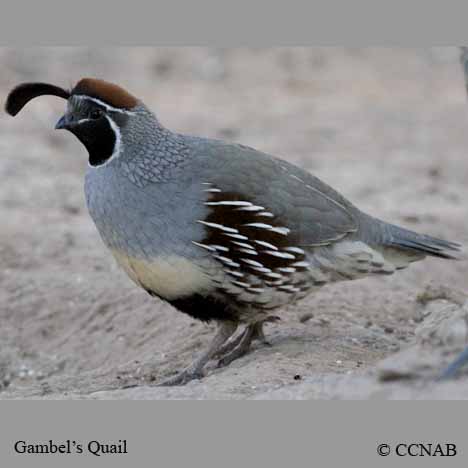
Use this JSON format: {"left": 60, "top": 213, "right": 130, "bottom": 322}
{"left": 72, "top": 78, "right": 138, "bottom": 109}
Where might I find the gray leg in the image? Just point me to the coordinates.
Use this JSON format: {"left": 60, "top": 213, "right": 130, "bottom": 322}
{"left": 217, "top": 323, "right": 260, "bottom": 368}
{"left": 158, "top": 321, "right": 238, "bottom": 386}
{"left": 214, "top": 330, "right": 246, "bottom": 357}
{"left": 253, "top": 322, "right": 271, "bottom": 345}
{"left": 215, "top": 321, "right": 271, "bottom": 358}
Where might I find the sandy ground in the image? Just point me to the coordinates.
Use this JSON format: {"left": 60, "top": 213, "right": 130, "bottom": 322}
{"left": 1, "top": 47, "right": 468, "bottom": 399}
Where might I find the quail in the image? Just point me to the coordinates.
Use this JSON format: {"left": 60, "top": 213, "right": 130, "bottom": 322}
{"left": 5, "top": 78, "right": 463, "bottom": 385}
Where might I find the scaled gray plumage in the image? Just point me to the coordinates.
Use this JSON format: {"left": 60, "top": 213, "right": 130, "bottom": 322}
{"left": 5, "top": 78, "right": 463, "bottom": 385}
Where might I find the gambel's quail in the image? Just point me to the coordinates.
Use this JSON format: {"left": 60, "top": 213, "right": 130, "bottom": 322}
{"left": 5, "top": 78, "right": 462, "bottom": 385}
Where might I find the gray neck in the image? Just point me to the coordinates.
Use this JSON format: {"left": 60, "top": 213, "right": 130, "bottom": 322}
{"left": 114, "top": 105, "right": 191, "bottom": 187}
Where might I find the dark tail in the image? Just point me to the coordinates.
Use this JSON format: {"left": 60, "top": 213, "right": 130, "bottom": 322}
{"left": 387, "top": 224, "right": 462, "bottom": 260}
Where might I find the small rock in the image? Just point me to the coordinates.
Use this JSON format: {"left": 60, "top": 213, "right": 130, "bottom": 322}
{"left": 62, "top": 204, "right": 80, "bottom": 215}
{"left": 402, "top": 214, "right": 421, "bottom": 224}
{"left": 217, "top": 127, "right": 239, "bottom": 140}
{"left": 314, "top": 317, "right": 330, "bottom": 326}
{"left": 415, "top": 300, "right": 468, "bottom": 347}
{"left": 428, "top": 166, "right": 441, "bottom": 179}
{"left": 299, "top": 312, "right": 314, "bottom": 323}
{"left": 377, "top": 347, "right": 433, "bottom": 382}
{"left": 416, "top": 284, "right": 466, "bottom": 307}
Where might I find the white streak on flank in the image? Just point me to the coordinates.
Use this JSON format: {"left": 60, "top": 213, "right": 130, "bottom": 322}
{"left": 197, "top": 220, "right": 238, "bottom": 233}
{"left": 277, "top": 267, "right": 296, "bottom": 273}
{"left": 75, "top": 95, "right": 137, "bottom": 115}
{"left": 201, "top": 182, "right": 212, "bottom": 185}
{"left": 247, "top": 287, "right": 265, "bottom": 293}
{"left": 192, "top": 241, "right": 216, "bottom": 252}
{"left": 211, "top": 245, "right": 229, "bottom": 252}
{"left": 192, "top": 242, "right": 229, "bottom": 253}
{"left": 231, "top": 241, "right": 254, "bottom": 249}
{"left": 205, "top": 201, "right": 253, "bottom": 207}
{"left": 244, "top": 222, "right": 273, "bottom": 229}
{"left": 278, "top": 285, "right": 300, "bottom": 293}
{"left": 292, "top": 261, "right": 310, "bottom": 268}
{"left": 241, "top": 258, "right": 264, "bottom": 268}
{"left": 237, "top": 248, "right": 258, "bottom": 256}
{"left": 257, "top": 211, "right": 275, "bottom": 217}
{"left": 270, "top": 227, "right": 290, "bottom": 235}
{"left": 244, "top": 223, "right": 290, "bottom": 236}
{"left": 250, "top": 266, "right": 272, "bottom": 273}
{"left": 204, "top": 188, "right": 222, "bottom": 192}
{"left": 90, "top": 115, "right": 122, "bottom": 169}
{"left": 235, "top": 205, "right": 265, "bottom": 212}
{"left": 227, "top": 270, "right": 244, "bottom": 278}
{"left": 254, "top": 240, "right": 278, "bottom": 251}
{"left": 285, "top": 247, "right": 306, "bottom": 255}
{"left": 214, "top": 255, "right": 240, "bottom": 268}
{"left": 223, "top": 233, "right": 249, "bottom": 241}
{"left": 265, "top": 272, "right": 283, "bottom": 279}
{"left": 232, "top": 280, "right": 252, "bottom": 289}
{"left": 263, "top": 251, "right": 296, "bottom": 259}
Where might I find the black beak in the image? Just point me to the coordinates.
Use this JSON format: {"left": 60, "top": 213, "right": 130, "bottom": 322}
{"left": 55, "top": 114, "right": 70, "bottom": 130}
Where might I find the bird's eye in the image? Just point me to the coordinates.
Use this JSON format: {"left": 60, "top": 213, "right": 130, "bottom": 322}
{"left": 90, "top": 109, "right": 104, "bottom": 120}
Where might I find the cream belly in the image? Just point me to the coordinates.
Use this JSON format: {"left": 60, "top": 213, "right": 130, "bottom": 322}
{"left": 110, "top": 249, "right": 214, "bottom": 300}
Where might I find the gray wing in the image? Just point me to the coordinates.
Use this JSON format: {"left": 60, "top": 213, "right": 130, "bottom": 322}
{"left": 188, "top": 138, "right": 358, "bottom": 247}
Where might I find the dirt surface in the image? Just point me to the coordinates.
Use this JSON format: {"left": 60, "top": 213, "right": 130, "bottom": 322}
{"left": 1, "top": 47, "right": 468, "bottom": 399}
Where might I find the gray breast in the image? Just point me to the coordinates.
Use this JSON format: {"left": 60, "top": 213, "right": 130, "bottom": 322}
{"left": 84, "top": 162, "right": 209, "bottom": 259}
{"left": 84, "top": 163, "right": 221, "bottom": 299}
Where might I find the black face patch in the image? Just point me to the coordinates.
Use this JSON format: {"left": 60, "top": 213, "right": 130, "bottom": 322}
{"left": 70, "top": 116, "right": 116, "bottom": 167}
{"left": 64, "top": 100, "right": 128, "bottom": 167}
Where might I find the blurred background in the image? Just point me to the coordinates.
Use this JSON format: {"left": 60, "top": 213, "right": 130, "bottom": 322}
{"left": 1, "top": 48, "right": 468, "bottom": 399}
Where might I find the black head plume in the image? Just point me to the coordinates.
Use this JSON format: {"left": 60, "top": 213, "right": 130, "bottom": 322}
{"left": 5, "top": 82, "right": 70, "bottom": 116}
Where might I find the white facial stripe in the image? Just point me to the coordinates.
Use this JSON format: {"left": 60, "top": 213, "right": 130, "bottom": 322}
{"left": 74, "top": 95, "right": 136, "bottom": 114}
{"left": 88, "top": 115, "right": 122, "bottom": 169}
{"left": 105, "top": 115, "right": 121, "bottom": 160}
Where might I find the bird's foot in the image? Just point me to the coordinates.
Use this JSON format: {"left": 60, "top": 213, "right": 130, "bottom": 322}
{"left": 157, "top": 366, "right": 205, "bottom": 386}
{"left": 253, "top": 322, "right": 272, "bottom": 346}
{"left": 217, "top": 325, "right": 256, "bottom": 368}
{"left": 157, "top": 321, "right": 238, "bottom": 386}
{"left": 157, "top": 319, "right": 277, "bottom": 385}
{"left": 213, "top": 330, "right": 245, "bottom": 358}
{"left": 214, "top": 321, "right": 273, "bottom": 360}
